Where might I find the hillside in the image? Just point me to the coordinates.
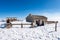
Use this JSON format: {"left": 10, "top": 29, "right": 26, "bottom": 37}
{"left": 0, "top": 20, "right": 60, "bottom": 40}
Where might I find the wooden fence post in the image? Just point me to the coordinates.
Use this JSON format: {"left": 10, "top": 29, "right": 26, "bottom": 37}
{"left": 55, "top": 21, "right": 58, "bottom": 31}
{"left": 21, "top": 23, "right": 23, "bottom": 28}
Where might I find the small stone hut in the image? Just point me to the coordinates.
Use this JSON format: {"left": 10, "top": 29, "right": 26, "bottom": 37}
{"left": 26, "top": 14, "right": 47, "bottom": 25}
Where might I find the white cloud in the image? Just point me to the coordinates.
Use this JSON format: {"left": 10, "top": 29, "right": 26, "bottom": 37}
{"left": 37, "top": 12, "right": 60, "bottom": 22}
{"left": 45, "top": 13, "right": 60, "bottom": 21}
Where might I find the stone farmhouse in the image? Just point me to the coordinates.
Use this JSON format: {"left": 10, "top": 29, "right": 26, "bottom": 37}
{"left": 26, "top": 14, "right": 47, "bottom": 26}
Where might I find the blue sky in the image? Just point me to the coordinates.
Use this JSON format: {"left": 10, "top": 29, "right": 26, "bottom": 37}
{"left": 0, "top": 0, "right": 60, "bottom": 20}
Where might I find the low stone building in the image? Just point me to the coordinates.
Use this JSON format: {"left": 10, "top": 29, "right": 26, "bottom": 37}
{"left": 26, "top": 14, "right": 47, "bottom": 26}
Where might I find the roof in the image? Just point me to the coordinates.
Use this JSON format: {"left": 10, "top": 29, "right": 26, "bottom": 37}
{"left": 28, "top": 14, "right": 47, "bottom": 19}
{"left": 32, "top": 15, "right": 47, "bottom": 18}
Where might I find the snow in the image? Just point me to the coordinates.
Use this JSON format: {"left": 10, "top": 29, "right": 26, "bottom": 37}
{"left": 0, "top": 20, "right": 60, "bottom": 40}
{"left": 0, "top": 22, "right": 6, "bottom": 28}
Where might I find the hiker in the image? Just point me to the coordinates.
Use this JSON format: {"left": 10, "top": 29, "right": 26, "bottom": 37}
{"left": 6, "top": 19, "right": 12, "bottom": 28}
{"left": 36, "top": 20, "right": 40, "bottom": 26}
{"left": 6, "top": 19, "right": 10, "bottom": 23}
{"left": 36, "top": 20, "right": 38, "bottom": 26}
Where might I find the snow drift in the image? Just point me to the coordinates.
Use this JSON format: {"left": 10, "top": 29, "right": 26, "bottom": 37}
{"left": 0, "top": 21, "right": 60, "bottom": 40}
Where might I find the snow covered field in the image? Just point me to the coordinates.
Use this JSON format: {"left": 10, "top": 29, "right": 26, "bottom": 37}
{"left": 0, "top": 21, "right": 60, "bottom": 40}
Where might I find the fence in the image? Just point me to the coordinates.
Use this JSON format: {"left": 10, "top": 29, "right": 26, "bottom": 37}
{"left": 6, "top": 22, "right": 35, "bottom": 28}
{"left": 6, "top": 21, "right": 58, "bottom": 32}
